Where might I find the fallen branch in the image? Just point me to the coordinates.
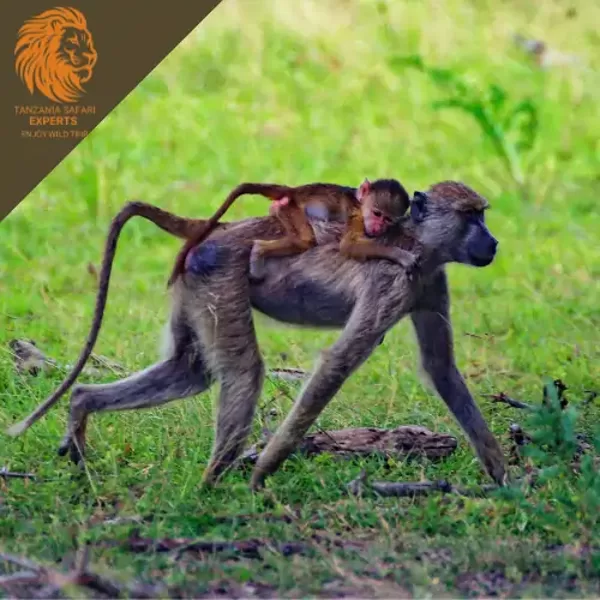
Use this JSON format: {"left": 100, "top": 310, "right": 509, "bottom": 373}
{"left": 489, "top": 393, "right": 532, "bottom": 410}
{"left": 122, "top": 532, "right": 365, "bottom": 562}
{"left": 0, "top": 467, "right": 36, "bottom": 481}
{"left": 490, "top": 379, "right": 570, "bottom": 412}
{"left": 125, "top": 533, "right": 310, "bottom": 559}
{"left": 239, "top": 426, "right": 457, "bottom": 466}
{"left": 346, "top": 470, "right": 502, "bottom": 499}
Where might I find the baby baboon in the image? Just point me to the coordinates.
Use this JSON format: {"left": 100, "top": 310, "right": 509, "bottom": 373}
{"left": 7, "top": 181, "right": 506, "bottom": 491}
{"left": 168, "top": 178, "right": 419, "bottom": 285}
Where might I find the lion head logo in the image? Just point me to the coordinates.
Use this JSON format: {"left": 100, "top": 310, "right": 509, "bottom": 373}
{"left": 15, "top": 7, "right": 97, "bottom": 104}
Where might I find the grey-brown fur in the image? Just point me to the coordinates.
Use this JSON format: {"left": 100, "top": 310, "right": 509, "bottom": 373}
{"left": 7, "top": 182, "right": 506, "bottom": 489}
{"left": 5, "top": 201, "right": 227, "bottom": 437}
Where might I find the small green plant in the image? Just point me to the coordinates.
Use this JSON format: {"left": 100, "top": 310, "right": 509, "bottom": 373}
{"left": 523, "top": 378, "right": 579, "bottom": 464}
{"left": 390, "top": 55, "right": 539, "bottom": 200}
{"left": 516, "top": 379, "right": 600, "bottom": 540}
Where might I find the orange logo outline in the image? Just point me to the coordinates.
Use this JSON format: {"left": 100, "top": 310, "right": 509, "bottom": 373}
{"left": 15, "top": 6, "right": 98, "bottom": 104}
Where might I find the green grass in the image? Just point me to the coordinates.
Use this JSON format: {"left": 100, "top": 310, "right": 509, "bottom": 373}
{"left": 1, "top": 0, "right": 599, "bottom": 596}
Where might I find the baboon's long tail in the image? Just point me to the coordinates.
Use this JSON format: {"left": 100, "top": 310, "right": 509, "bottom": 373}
{"left": 6, "top": 200, "right": 201, "bottom": 437}
{"left": 130, "top": 201, "right": 212, "bottom": 239}
{"left": 167, "top": 182, "right": 291, "bottom": 286}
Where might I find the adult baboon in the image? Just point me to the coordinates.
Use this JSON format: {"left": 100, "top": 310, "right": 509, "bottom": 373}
{"left": 10, "top": 181, "right": 506, "bottom": 489}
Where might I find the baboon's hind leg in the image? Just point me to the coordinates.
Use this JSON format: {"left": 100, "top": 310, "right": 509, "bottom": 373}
{"left": 58, "top": 351, "right": 213, "bottom": 465}
{"left": 187, "top": 281, "right": 265, "bottom": 485}
{"left": 201, "top": 356, "right": 264, "bottom": 485}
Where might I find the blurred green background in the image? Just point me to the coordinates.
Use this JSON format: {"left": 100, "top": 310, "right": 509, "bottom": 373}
{"left": 0, "top": 0, "right": 599, "bottom": 596}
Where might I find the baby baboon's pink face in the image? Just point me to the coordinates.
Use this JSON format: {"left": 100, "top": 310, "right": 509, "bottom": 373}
{"left": 362, "top": 203, "right": 394, "bottom": 237}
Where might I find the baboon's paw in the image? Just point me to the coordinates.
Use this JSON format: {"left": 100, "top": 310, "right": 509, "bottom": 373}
{"left": 57, "top": 433, "right": 72, "bottom": 457}
{"left": 249, "top": 469, "right": 267, "bottom": 491}
{"left": 57, "top": 433, "right": 84, "bottom": 465}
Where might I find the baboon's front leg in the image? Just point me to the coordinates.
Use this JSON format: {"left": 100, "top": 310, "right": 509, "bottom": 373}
{"left": 410, "top": 272, "right": 507, "bottom": 485}
{"left": 250, "top": 297, "right": 403, "bottom": 489}
{"left": 58, "top": 353, "right": 212, "bottom": 464}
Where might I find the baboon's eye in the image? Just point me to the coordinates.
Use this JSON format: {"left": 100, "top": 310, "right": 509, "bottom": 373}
{"left": 465, "top": 210, "right": 482, "bottom": 222}
{"left": 372, "top": 209, "right": 382, "bottom": 218}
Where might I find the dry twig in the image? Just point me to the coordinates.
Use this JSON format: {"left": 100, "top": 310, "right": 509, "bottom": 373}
{"left": 347, "top": 470, "right": 501, "bottom": 499}
{"left": 122, "top": 531, "right": 366, "bottom": 562}
{"left": 489, "top": 392, "right": 532, "bottom": 410}
{"left": 0, "top": 466, "right": 36, "bottom": 481}
{"left": 126, "top": 533, "right": 310, "bottom": 560}
{"left": 267, "top": 367, "right": 309, "bottom": 382}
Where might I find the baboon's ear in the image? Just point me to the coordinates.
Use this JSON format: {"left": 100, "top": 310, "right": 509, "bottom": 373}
{"left": 410, "top": 191, "right": 427, "bottom": 223}
{"left": 357, "top": 178, "right": 371, "bottom": 202}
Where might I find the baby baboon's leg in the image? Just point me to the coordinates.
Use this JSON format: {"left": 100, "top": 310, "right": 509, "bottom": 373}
{"left": 250, "top": 296, "right": 401, "bottom": 489}
{"left": 257, "top": 202, "right": 317, "bottom": 255}
{"left": 250, "top": 203, "right": 317, "bottom": 279}
{"left": 410, "top": 271, "right": 507, "bottom": 485}
{"left": 57, "top": 353, "right": 212, "bottom": 464}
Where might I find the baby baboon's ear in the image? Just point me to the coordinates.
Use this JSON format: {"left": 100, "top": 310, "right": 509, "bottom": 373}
{"left": 357, "top": 178, "right": 371, "bottom": 202}
{"left": 410, "top": 191, "right": 428, "bottom": 223}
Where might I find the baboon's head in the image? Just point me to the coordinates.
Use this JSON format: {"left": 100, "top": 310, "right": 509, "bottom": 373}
{"left": 410, "top": 181, "right": 498, "bottom": 267}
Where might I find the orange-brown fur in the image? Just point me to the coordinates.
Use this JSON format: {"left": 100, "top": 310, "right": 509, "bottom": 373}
{"left": 168, "top": 179, "right": 415, "bottom": 286}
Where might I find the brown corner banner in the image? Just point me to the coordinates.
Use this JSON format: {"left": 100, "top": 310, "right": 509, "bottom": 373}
{"left": 0, "top": 0, "right": 222, "bottom": 223}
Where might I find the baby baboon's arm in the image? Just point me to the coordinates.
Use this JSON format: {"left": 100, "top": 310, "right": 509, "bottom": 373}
{"left": 339, "top": 210, "right": 419, "bottom": 270}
